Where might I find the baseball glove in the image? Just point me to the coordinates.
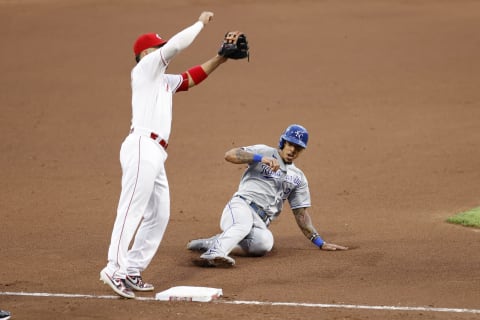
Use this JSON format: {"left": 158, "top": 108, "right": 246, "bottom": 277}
{"left": 218, "top": 31, "right": 249, "bottom": 61}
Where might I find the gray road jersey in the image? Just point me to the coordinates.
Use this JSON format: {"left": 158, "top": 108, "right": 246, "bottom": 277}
{"left": 234, "top": 144, "right": 311, "bottom": 220}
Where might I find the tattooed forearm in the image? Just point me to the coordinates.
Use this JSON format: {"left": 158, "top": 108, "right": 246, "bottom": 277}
{"left": 225, "top": 148, "right": 255, "bottom": 164}
{"left": 236, "top": 149, "right": 254, "bottom": 162}
{"left": 292, "top": 207, "right": 318, "bottom": 238}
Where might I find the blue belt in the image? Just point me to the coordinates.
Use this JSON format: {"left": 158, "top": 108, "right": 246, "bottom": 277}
{"left": 237, "top": 195, "right": 270, "bottom": 226}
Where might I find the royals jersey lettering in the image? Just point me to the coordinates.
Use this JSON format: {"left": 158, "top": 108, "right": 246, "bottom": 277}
{"left": 235, "top": 144, "right": 311, "bottom": 219}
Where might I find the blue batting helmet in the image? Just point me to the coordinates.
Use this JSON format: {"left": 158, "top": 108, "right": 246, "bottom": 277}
{"left": 278, "top": 124, "right": 309, "bottom": 149}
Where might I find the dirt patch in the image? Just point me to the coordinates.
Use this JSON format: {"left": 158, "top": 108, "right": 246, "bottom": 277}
{"left": 1, "top": 1, "right": 479, "bottom": 319}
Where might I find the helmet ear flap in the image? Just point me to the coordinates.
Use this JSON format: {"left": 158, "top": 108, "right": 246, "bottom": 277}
{"left": 279, "top": 124, "right": 309, "bottom": 149}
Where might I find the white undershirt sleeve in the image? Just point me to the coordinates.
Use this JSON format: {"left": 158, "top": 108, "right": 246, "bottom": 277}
{"left": 161, "top": 21, "right": 204, "bottom": 63}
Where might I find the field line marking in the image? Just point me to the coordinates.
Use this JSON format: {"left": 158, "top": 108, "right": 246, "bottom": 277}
{"left": 1, "top": 291, "right": 479, "bottom": 314}
{"left": 225, "top": 300, "right": 480, "bottom": 314}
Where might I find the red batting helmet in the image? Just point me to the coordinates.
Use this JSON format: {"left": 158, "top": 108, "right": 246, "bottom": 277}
{"left": 133, "top": 33, "right": 167, "bottom": 56}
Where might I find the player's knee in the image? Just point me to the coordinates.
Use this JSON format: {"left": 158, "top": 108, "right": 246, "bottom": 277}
{"left": 248, "top": 233, "right": 273, "bottom": 256}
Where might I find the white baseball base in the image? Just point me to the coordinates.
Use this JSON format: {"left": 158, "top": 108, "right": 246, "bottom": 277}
{"left": 155, "top": 286, "right": 223, "bottom": 302}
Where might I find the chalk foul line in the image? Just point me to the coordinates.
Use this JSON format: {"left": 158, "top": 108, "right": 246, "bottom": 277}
{"left": 0, "top": 291, "right": 479, "bottom": 314}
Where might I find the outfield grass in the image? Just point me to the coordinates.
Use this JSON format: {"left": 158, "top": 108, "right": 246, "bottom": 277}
{"left": 446, "top": 207, "right": 480, "bottom": 228}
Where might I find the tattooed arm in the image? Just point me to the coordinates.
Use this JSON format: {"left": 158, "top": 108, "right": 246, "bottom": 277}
{"left": 292, "top": 207, "right": 348, "bottom": 251}
{"left": 224, "top": 147, "right": 280, "bottom": 171}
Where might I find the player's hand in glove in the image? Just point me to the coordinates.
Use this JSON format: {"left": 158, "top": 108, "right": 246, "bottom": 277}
{"left": 218, "top": 31, "right": 249, "bottom": 61}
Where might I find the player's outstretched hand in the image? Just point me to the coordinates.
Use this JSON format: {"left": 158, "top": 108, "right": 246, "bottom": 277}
{"left": 321, "top": 242, "right": 349, "bottom": 251}
{"left": 199, "top": 11, "right": 214, "bottom": 25}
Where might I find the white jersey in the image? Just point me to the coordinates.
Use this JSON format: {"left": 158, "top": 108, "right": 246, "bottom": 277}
{"left": 102, "top": 20, "right": 207, "bottom": 281}
{"left": 130, "top": 21, "right": 204, "bottom": 142}
{"left": 234, "top": 144, "right": 311, "bottom": 220}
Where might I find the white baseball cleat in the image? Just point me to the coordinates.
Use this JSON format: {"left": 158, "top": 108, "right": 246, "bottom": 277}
{"left": 100, "top": 269, "right": 135, "bottom": 299}
{"left": 125, "top": 275, "right": 154, "bottom": 292}
{"left": 186, "top": 236, "right": 217, "bottom": 252}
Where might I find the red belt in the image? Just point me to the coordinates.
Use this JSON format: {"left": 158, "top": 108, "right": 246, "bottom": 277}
{"left": 130, "top": 128, "right": 168, "bottom": 150}
{"left": 149, "top": 132, "right": 168, "bottom": 150}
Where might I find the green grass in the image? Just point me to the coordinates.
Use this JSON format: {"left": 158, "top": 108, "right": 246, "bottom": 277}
{"left": 446, "top": 207, "right": 480, "bottom": 228}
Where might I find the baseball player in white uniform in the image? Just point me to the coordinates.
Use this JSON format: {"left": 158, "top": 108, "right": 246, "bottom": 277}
{"left": 100, "top": 11, "right": 233, "bottom": 298}
{"left": 188, "top": 124, "right": 349, "bottom": 267}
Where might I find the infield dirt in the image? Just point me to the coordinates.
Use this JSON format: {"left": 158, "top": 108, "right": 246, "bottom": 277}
{"left": 1, "top": 1, "right": 479, "bottom": 319}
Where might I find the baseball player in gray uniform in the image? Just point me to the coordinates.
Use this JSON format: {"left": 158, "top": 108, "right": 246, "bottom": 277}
{"left": 100, "top": 11, "right": 237, "bottom": 298}
{"left": 188, "top": 124, "right": 348, "bottom": 267}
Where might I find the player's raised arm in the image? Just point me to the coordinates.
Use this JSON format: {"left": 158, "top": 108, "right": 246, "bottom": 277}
{"left": 225, "top": 147, "right": 280, "bottom": 171}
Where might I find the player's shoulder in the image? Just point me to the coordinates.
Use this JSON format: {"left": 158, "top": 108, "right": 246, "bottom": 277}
{"left": 133, "top": 50, "right": 165, "bottom": 73}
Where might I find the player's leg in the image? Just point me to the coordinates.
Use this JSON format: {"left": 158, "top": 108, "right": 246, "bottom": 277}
{"left": 127, "top": 147, "right": 169, "bottom": 275}
{"left": 193, "top": 197, "right": 253, "bottom": 267}
{"left": 233, "top": 219, "right": 274, "bottom": 257}
{"left": 189, "top": 206, "right": 273, "bottom": 256}
{"left": 103, "top": 137, "right": 158, "bottom": 279}
{"left": 101, "top": 137, "right": 159, "bottom": 298}
{"left": 122, "top": 187, "right": 165, "bottom": 292}
{"left": 216, "top": 196, "right": 255, "bottom": 254}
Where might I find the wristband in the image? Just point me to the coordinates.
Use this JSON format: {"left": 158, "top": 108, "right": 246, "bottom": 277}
{"left": 187, "top": 65, "right": 208, "bottom": 85}
{"left": 311, "top": 234, "right": 325, "bottom": 248}
{"left": 252, "top": 154, "right": 263, "bottom": 162}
